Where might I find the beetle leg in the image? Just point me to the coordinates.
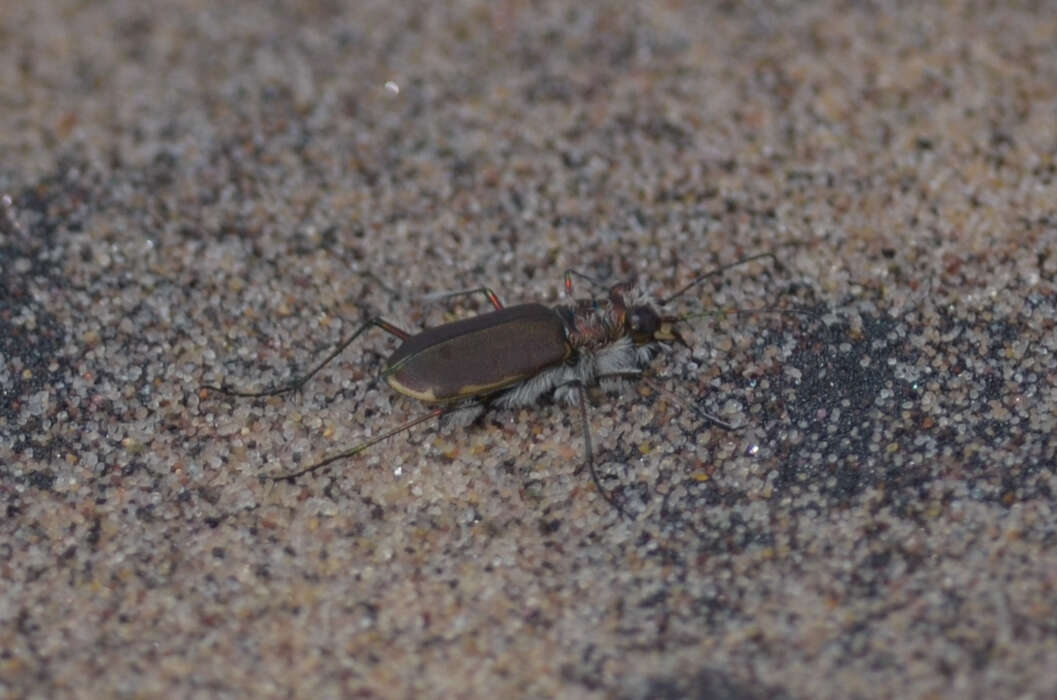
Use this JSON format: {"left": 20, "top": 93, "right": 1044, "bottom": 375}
{"left": 575, "top": 383, "right": 630, "bottom": 519}
{"left": 563, "top": 269, "right": 607, "bottom": 296}
{"left": 563, "top": 269, "right": 636, "bottom": 298}
{"left": 422, "top": 287, "right": 504, "bottom": 310}
{"left": 269, "top": 406, "right": 452, "bottom": 480}
{"left": 202, "top": 316, "right": 410, "bottom": 397}
{"left": 639, "top": 375, "right": 739, "bottom": 430}
{"left": 595, "top": 368, "right": 642, "bottom": 395}
{"left": 439, "top": 401, "right": 485, "bottom": 428}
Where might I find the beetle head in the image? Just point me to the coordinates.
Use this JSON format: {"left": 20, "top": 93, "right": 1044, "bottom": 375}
{"left": 628, "top": 305, "right": 689, "bottom": 348}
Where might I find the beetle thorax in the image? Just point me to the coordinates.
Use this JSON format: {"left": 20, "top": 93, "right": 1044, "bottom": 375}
{"left": 561, "top": 298, "right": 626, "bottom": 350}
{"left": 560, "top": 284, "right": 658, "bottom": 351}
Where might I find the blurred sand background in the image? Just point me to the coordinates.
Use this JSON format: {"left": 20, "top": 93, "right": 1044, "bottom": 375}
{"left": 2, "top": 2, "right": 1056, "bottom": 697}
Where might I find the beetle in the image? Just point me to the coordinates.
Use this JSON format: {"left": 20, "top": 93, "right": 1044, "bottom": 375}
{"left": 202, "top": 253, "right": 778, "bottom": 517}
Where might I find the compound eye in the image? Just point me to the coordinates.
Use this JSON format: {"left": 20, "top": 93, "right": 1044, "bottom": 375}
{"left": 629, "top": 307, "right": 660, "bottom": 337}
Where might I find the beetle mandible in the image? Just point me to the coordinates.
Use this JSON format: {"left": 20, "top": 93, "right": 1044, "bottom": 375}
{"left": 202, "top": 253, "right": 778, "bottom": 517}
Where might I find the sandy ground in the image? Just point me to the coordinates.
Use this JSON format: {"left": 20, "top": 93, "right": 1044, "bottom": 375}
{"left": 2, "top": 1, "right": 1056, "bottom": 698}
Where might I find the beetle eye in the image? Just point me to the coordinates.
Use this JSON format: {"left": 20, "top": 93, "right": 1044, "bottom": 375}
{"left": 629, "top": 307, "right": 660, "bottom": 337}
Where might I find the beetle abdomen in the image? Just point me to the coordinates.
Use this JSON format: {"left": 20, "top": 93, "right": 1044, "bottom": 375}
{"left": 385, "top": 303, "right": 570, "bottom": 403}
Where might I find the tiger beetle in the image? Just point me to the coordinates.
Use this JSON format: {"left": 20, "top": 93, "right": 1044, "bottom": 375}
{"left": 202, "top": 252, "right": 778, "bottom": 517}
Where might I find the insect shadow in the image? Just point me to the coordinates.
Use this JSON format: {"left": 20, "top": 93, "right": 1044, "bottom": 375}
{"left": 202, "top": 253, "right": 786, "bottom": 518}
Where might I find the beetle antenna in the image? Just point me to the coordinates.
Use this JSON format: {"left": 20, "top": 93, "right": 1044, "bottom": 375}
{"left": 675, "top": 302, "right": 815, "bottom": 326}
{"left": 659, "top": 252, "right": 778, "bottom": 306}
{"left": 269, "top": 407, "right": 450, "bottom": 480}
